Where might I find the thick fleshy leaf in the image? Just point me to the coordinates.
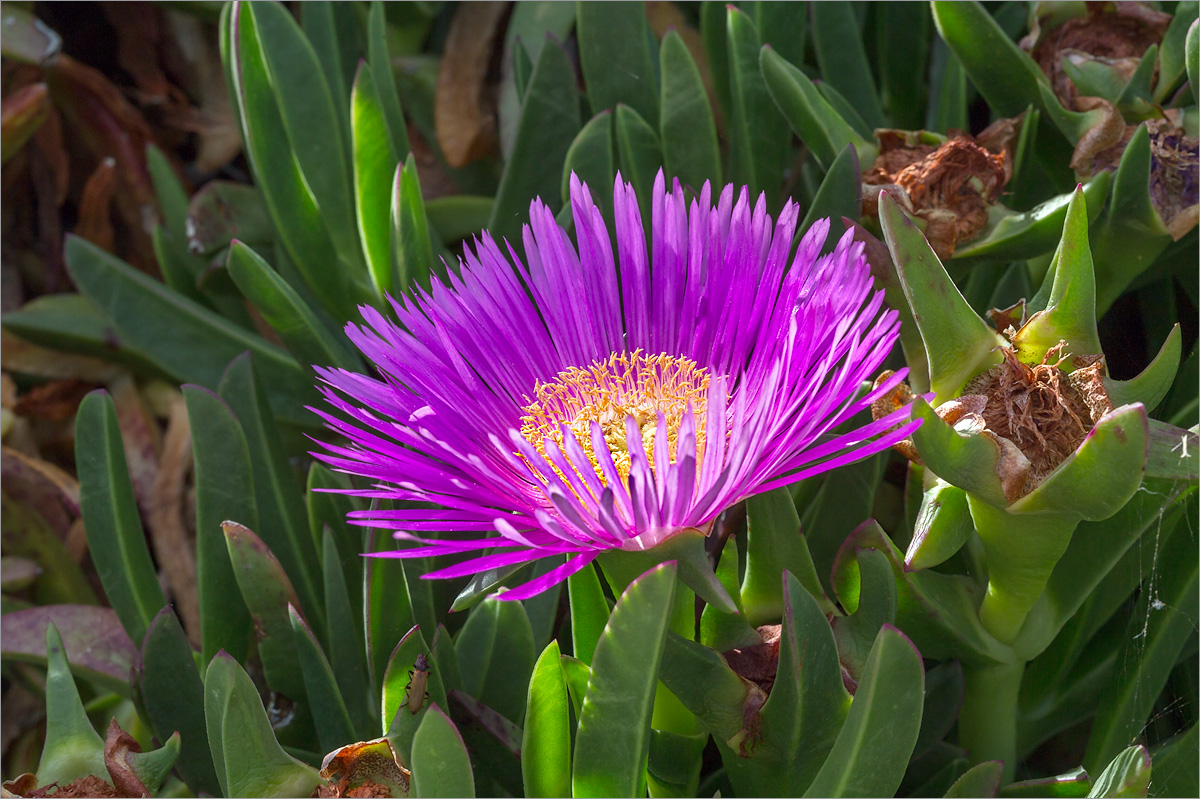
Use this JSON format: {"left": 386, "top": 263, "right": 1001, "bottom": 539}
{"left": 798, "top": 144, "right": 861, "bottom": 243}
{"left": 567, "top": 561, "right": 609, "bottom": 666}
{"left": 222, "top": 521, "right": 311, "bottom": 739}
{"left": 365, "top": 529, "right": 417, "bottom": 698}
{"left": 425, "top": 195, "right": 495, "bottom": 245}
{"left": 930, "top": 44, "right": 969, "bottom": 133}
{"left": 721, "top": 571, "right": 851, "bottom": 796}
{"left": 454, "top": 595, "right": 536, "bottom": 725}
{"left": 1001, "top": 768, "right": 1092, "bottom": 798}
{"left": 725, "top": 8, "right": 789, "bottom": 198}
{"left": 572, "top": 562, "right": 677, "bottom": 798}
{"left": 219, "top": 354, "right": 324, "bottom": 632}
{"left": 614, "top": 103, "right": 664, "bottom": 232}
{"left": 659, "top": 29, "right": 721, "bottom": 191}
{"left": 1086, "top": 745, "right": 1151, "bottom": 799}
{"left": 203, "top": 652, "right": 322, "bottom": 798}
{"left": 760, "top": 45, "right": 873, "bottom": 171}
{"left": 1188, "top": 19, "right": 1199, "bottom": 105}
{"left": 247, "top": 1, "right": 358, "bottom": 264}
{"left": 1013, "top": 476, "right": 1194, "bottom": 661}
{"left": 320, "top": 529, "right": 373, "bottom": 738}
{"left": 905, "top": 480, "right": 973, "bottom": 571}
{"left": 0, "top": 294, "right": 164, "bottom": 379}
{"left": 945, "top": 761, "right": 1004, "bottom": 798}
{"left": 831, "top": 548, "right": 898, "bottom": 686}
{"left": 1013, "top": 186, "right": 1104, "bottom": 363}
{"left": 489, "top": 36, "right": 581, "bottom": 248}
{"left": 522, "top": 640, "right": 571, "bottom": 799}
{"left": 1149, "top": 724, "right": 1198, "bottom": 799}
{"left": 366, "top": 1, "right": 409, "bottom": 159}
{"left": 832, "top": 521, "right": 1015, "bottom": 667}
{"left": 910, "top": 398, "right": 1009, "bottom": 507}
{"left": 879, "top": 193, "right": 1006, "bottom": 402}
{"left": 802, "top": 625, "right": 925, "bottom": 798}
{"left": 1105, "top": 326, "right": 1182, "bottom": 413}
{"left": 876, "top": 3, "right": 930, "bottom": 129}
{"left": 228, "top": 1, "right": 367, "bottom": 321}
{"left": 1092, "top": 125, "right": 1171, "bottom": 315}
{"left": 811, "top": 2, "right": 884, "bottom": 129}
{"left": 953, "top": 175, "right": 1110, "bottom": 263}
{"left": 289, "top": 604, "right": 356, "bottom": 754}
{"left": 1144, "top": 418, "right": 1197, "bottom": 481}
{"left": 183, "top": 385, "right": 256, "bottom": 663}
{"left": 600, "top": 529, "right": 736, "bottom": 615}
{"left": 227, "top": 241, "right": 361, "bottom": 373}
{"left": 134, "top": 607, "right": 220, "bottom": 796}
{"left": 63, "top": 236, "right": 314, "bottom": 427}
{"left": 1083, "top": 521, "right": 1197, "bottom": 774}
{"left": 914, "top": 661, "right": 965, "bottom": 760}
{"left": 930, "top": 0, "right": 1047, "bottom": 117}
{"left": 1, "top": 605, "right": 134, "bottom": 697}
{"left": 449, "top": 689, "right": 524, "bottom": 796}
{"left": 560, "top": 112, "right": 616, "bottom": 226}
{"left": 37, "top": 623, "right": 107, "bottom": 786}
{"left": 75, "top": 391, "right": 166, "bottom": 647}
{"left": 577, "top": 1, "right": 657, "bottom": 122}
{"left": 659, "top": 631, "right": 756, "bottom": 746}
{"left": 411, "top": 705, "right": 475, "bottom": 798}
{"left": 701, "top": 532, "right": 760, "bottom": 652}
{"left": 741, "top": 487, "right": 827, "bottom": 625}
{"left": 392, "top": 154, "right": 437, "bottom": 292}
{"left": 352, "top": 61, "right": 401, "bottom": 297}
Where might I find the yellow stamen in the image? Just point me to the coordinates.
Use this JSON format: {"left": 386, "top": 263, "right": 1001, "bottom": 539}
{"left": 519, "top": 351, "right": 712, "bottom": 486}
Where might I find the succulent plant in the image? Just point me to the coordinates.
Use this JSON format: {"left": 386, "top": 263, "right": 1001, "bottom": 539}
{"left": 1, "top": 2, "right": 1196, "bottom": 798}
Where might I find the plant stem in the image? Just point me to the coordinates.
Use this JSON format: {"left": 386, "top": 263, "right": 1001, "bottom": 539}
{"left": 959, "top": 659, "right": 1026, "bottom": 784}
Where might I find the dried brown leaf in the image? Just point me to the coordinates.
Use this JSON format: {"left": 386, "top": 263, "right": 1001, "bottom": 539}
{"left": 435, "top": 2, "right": 507, "bottom": 167}
{"left": 102, "top": 720, "right": 150, "bottom": 798}
{"left": 75, "top": 157, "right": 118, "bottom": 253}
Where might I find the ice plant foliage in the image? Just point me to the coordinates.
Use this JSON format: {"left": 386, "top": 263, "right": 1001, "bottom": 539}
{"left": 312, "top": 173, "right": 917, "bottom": 600}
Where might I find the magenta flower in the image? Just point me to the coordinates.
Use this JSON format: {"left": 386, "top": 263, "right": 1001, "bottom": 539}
{"left": 312, "top": 172, "right": 917, "bottom": 601}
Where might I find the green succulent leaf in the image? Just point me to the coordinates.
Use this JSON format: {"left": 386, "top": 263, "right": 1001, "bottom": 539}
{"left": 905, "top": 480, "right": 973, "bottom": 571}
{"left": 392, "top": 154, "right": 438, "bottom": 292}
{"left": 878, "top": 193, "right": 1006, "bottom": 402}
{"left": 877, "top": 3, "right": 931, "bottom": 130}
{"left": 75, "top": 391, "right": 166, "bottom": 647}
{"left": 572, "top": 562, "right": 678, "bottom": 798}
{"left": 1087, "top": 745, "right": 1151, "bottom": 798}
{"left": 490, "top": 36, "right": 581, "bottom": 247}
{"left": 802, "top": 625, "right": 925, "bottom": 798}
{"left": 741, "top": 487, "right": 828, "bottom": 625}
{"left": 366, "top": 1, "right": 410, "bottom": 159}
{"left": 576, "top": 1, "right": 658, "bottom": 122}
{"left": 383, "top": 626, "right": 449, "bottom": 763}
{"left": 658, "top": 631, "right": 756, "bottom": 745}
{"left": 227, "top": 1, "right": 367, "bottom": 321}
{"left": 931, "top": 0, "right": 1048, "bottom": 117}
{"left": 183, "top": 385, "right": 256, "bottom": 663}
{"left": 1187, "top": 19, "right": 1199, "bottom": 105}
{"left": 944, "top": 760, "right": 1004, "bottom": 797}
{"left": 227, "top": 241, "right": 363, "bottom": 373}
{"left": 247, "top": 0, "right": 359, "bottom": 265}
{"left": 1149, "top": 725, "right": 1198, "bottom": 799}
{"left": 1012, "top": 185, "right": 1104, "bottom": 364}
{"left": 760, "top": 44, "right": 873, "bottom": 172}
{"left": 567, "top": 561, "right": 610, "bottom": 666}
{"left": 289, "top": 604, "right": 356, "bottom": 754}
{"left": 614, "top": 103, "right": 665, "bottom": 231}
{"left": 522, "top": 640, "right": 572, "bottom": 799}
{"left": 600, "top": 528, "right": 736, "bottom": 615}
{"left": 799, "top": 144, "right": 861, "bottom": 243}
{"left": 1083, "top": 521, "right": 1197, "bottom": 774}
{"left": 352, "top": 61, "right": 401, "bottom": 298}
{"left": 831, "top": 548, "right": 899, "bottom": 685}
{"left": 36, "top": 623, "right": 108, "bottom": 786}
{"left": 561, "top": 112, "right": 616, "bottom": 226}
{"left": 320, "top": 529, "right": 374, "bottom": 738}
{"left": 203, "top": 651, "right": 322, "bottom": 798}
{"left": 364, "top": 530, "right": 418, "bottom": 698}
{"left": 659, "top": 29, "right": 721, "bottom": 191}
{"left": 219, "top": 353, "right": 325, "bottom": 628}
{"left": 952, "top": 174, "right": 1110, "bottom": 263}
{"left": 910, "top": 398, "right": 1009, "bottom": 507}
{"left": 811, "top": 1, "right": 885, "bottom": 129}
{"left": 725, "top": 7, "right": 790, "bottom": 198}
{"left": 134, "top": 607, "right": 221, "bottom": 795}
{"left": 455, "top": 595, "right": 537, "bottom": 725}
{"left": 410, "top": 705, "right": 475, "bottom": 798}
{"left": 1106, "top": 325, "right": 1183, "bottom": 414}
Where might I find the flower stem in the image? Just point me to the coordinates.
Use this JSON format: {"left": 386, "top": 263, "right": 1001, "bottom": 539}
{"left": 959, "top": 660, "right": 1026, "bottom": 784}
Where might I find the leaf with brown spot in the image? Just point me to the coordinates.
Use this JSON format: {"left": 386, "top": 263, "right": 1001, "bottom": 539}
{"left": 318, "top": 737, "right": 411, "bottom": 798}
{"left": 102, "top": 720, "right": 150, "bottom": 798}
{"left": 434, "top": 2, "right": 507, "bottom": 167}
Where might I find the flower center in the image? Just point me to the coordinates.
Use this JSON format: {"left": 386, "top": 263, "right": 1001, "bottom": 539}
{"left": 519, "top": 351, "right": 711, "bottom": 486}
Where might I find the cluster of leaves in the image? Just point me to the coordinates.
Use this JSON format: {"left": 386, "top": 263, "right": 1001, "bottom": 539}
{"left": 1, "top": 2, "right": 1197, "bottom": 798}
